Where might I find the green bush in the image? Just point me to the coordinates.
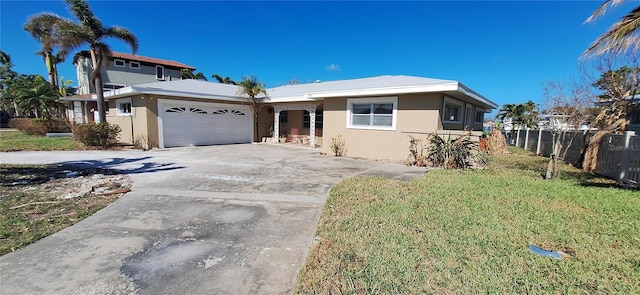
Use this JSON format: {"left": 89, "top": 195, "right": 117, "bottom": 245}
{"left": 427, "top": 133, "right": 486, "bottom": 169}
{"left": 8, "top": 118, "right": 47, "bottom": 136}
{"left": 74, "top": 122, "right": 121, "bottom": 148}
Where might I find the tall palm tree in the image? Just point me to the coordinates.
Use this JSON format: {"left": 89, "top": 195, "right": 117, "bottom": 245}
{"left": 236, "top": 75, "right": 267, "bottom": 142}
{"left": 584, "top": 0, "right": 640, "bottom": 56}
{"left": 53, "top": 0, "right": 138, "bottom": 123}
{"left": 24, "top": 13, "right": 74, "bottom": 88}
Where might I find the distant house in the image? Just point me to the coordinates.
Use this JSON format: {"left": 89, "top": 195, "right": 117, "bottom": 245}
{"left": 63, "top": 51, "right": 195, "bottom": 123}
{"left": 100, "top": 75, "right": 498, "bottom": 161}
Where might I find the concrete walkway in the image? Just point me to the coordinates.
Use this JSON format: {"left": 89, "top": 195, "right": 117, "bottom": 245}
{"left": 0, "top": 144, "right": 425, "bottom": 294}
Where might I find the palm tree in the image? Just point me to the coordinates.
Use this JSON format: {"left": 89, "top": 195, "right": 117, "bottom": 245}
{"left": 52, "top": 0, "right": 138, "bottom": 123}
{"left": 24, "top": 13, "right": 74, "bottom": 88}
{"left": 181, "top": 69, "right": 207, "bottom": 81}
{"left": 0, "top": 50, "right": 20, "bottom": 116}
{"left": 212, "top": 74, "right": 237, "bottom": 85}
{"left": 236, "top": 75, "right": 268, "bottom": 142}
{"left": 497, "top": 100, "right": 539, "bottom": 130}
{"left": 584, "top": 0, "right": 640, "bottom": 56}
{"left": 15, "top": 75, "right": 61, "bottom": 119}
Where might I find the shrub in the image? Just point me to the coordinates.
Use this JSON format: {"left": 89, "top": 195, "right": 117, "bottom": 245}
{"left": 427, "top": 133, "right": 486, "bottom": 169}
{"left": 33, "top": 118, "right": 72, "bottom": 133}
{"left": 8, "top": 118, "right": 47, "bottom": 136}
{"left": 406, "top": 135, "right": 428, "bottom": 166}
{"left": 329, "top": 134, "right": 346, "bottom": 156}
{"left": 74, "top": 122, "right": 121, "bottom": 148}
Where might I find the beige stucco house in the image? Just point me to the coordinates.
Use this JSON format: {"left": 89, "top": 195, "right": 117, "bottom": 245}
{"left": 96, "top": 75, "right": 497, "bottom": 162}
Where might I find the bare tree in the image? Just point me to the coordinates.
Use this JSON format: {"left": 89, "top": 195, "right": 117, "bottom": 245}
{"left": 541, "top": 78, "right": 596, "bottom": 178}
{"left": 581, "top": 52, "right": 640, "bottom": 172}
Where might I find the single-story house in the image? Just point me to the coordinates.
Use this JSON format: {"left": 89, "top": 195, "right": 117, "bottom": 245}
{"left": 81, "top": 75, "right": 497, "bottom": 161}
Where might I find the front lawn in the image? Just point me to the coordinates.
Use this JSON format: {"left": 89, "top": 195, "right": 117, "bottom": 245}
{"left": 0, "top": 131, "right": 81, "bottom": 151}
{"left": 295, "top": 147, "right": 639, "bottom": 294}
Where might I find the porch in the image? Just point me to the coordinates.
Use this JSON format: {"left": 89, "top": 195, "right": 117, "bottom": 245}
{"left": 260, "top": 103, "right": 323, "bottom": 148}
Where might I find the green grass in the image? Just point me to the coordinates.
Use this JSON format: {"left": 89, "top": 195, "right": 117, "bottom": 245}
{"left": 295, "top": 147, "right": 640, "bottom": 294}
{"left": 0, "top": 131, "right": 81, "bottom": 151}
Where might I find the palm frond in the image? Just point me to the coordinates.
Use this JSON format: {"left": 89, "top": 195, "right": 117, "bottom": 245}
{"left": 103, "top": 26, "right": 139, "bottom": 54}
{"left": 65, "top": 0, "right": 103, "bottom": 32}
{"left": 584, "top": 3, "right": 640, "bottom": 56}
{"left": 585, "top": 0, "right": 625, "bottom": 23}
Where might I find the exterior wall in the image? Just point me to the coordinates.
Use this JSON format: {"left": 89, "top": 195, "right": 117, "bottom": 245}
{"left": 322, "top": 93, "right": 484, "bottom": 161}
{"left": 106, "top": 95, "right": 152, "bottom": 146}
{"left": 257, "top": 105, "right": 273, "bottom": 140}
{"left": 76, "top": 56, "right": 184, "bottom": 94}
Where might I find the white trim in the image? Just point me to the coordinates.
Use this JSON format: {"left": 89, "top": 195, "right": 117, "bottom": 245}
{"left": 156, "top": 66, "right": 165, "bottom": 80}
{"left": 116, "top": 97, "right": 132, "bottom": 116}
{"left": 443, "top": 96, "right": 463, "bottom": 123}
{"left": 346, "top": 96, "right": 397, "bottom": 131}
{"left": 130, "top": 61, "right": 140, "bottom": 69}
{"left": 114, "top": 59, "right": 125, "bottom": 67}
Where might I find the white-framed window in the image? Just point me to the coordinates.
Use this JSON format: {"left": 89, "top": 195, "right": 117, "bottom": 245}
{"left": 442, "top": 97, "right": 463, "bottom": 123}
{"left": 475, "top": 108, "right": 485, "bottom": 124}
{"left": 116, "top": 98, "right": 132, "bottom": 116}
{"left": 347, "top": 96, "right": 397, "bottom": 130}
{"left": 130, "top": 61, "right": 140, "bottom": 69}
{"left": 156, "top": 66, "right": 165, "bottom": 80}
{"left": 114, "top": 59, "right": 125, "bottom": 67}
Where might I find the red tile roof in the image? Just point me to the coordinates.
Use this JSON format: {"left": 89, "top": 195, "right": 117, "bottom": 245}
{"left": 74, "top": 50, "right": 195, "bottom": 70}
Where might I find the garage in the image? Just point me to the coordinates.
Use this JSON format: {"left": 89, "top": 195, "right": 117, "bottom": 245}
{"left": 159, "top": 100, "right": 253, "bottom": 148}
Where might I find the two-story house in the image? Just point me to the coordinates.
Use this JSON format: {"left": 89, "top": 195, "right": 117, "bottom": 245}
{"left": 64, "top": 51, "right": 195, "bottom": 123}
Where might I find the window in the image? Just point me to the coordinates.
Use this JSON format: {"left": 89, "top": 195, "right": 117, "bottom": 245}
{"left": 279, "top": 110, "right": 288, "bottom": 123}
{"left": 303, "top": 109, "right": 323, "bottom": 129}
{"left": 347, "top": 97, "right": 397, "bottom": 130}
{"left": 130, "top": 62, "right": 140, "bottom": 69}
{"left": 114, "top": 59, "right": 125, "bottom": 67}
{"left": 156, "top": 66, "right": 165, "bottom": 80}
{"left": 116, "top": 98, "right": 132, "bottom": 116}
{"left": 443, "top": 97, "right": 463, "bottom": 123}
{"left": 475, "top": 108, "right": 485, "bottom": 124}
{"left": 102, "top": 84, "right": 125, "bottom": 91}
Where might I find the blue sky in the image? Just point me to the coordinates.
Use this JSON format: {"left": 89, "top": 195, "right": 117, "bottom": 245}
{"left": 0, "top": 1, "right": 636, "bottom": 115}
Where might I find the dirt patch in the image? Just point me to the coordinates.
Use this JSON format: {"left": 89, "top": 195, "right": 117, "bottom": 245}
{"left": 1, "top": 164, "right": 133, "bottom": 255}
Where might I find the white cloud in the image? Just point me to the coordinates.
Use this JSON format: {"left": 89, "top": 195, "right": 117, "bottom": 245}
{"left": 326, "top": 64, "right": 341, "bottom": 71}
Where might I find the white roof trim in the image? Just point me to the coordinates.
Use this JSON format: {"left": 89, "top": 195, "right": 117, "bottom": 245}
{"left": 300, "top": 83, "right": 460, "bottom": 99}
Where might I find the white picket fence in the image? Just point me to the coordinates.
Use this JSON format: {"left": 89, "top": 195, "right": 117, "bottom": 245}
{"left": 507, "top": 129, "right": 639, "bottom": 187}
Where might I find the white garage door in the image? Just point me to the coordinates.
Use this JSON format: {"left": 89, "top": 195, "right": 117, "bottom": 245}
{"left": 160, "top": 101, "right": 252, "bottom": 148}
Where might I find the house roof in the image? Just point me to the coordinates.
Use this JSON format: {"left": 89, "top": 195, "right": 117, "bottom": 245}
{"left": 102, "top": 75, "right": 498, "bottom": 109}
{"left": 104, "top": 79, "right": 246, "bottom": 102}
{"left": 72, "top": 50, "right": 196, "bottom": 70}
{"left": 266, "top": 75, "right": 498, "bottom": 109}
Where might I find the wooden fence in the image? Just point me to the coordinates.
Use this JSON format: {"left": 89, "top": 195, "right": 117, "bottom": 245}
{"left": 507, "top": 129, "right": 639, "bottom": 187}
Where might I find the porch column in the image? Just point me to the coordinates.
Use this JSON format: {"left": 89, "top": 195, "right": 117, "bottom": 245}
{"left": 273, "top": 106, "right": 281, "bottom": 144}
{"left": 306, "top": 105, "right": 317, "bottom": 148}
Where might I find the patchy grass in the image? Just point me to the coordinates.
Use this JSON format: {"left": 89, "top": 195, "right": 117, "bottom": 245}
{"left": 296, "top": 147, "right": 640, "bottom": 294}
{"left": 0, "top": 131, "right": 82, "bottom": 152}
{"left": 0, "top": 164, "right": 123, "bottom": 255}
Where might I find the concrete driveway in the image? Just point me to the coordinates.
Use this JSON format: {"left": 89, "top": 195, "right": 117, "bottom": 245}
{"left": 0, "top": 144, "right": 424, "bottom": 294}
